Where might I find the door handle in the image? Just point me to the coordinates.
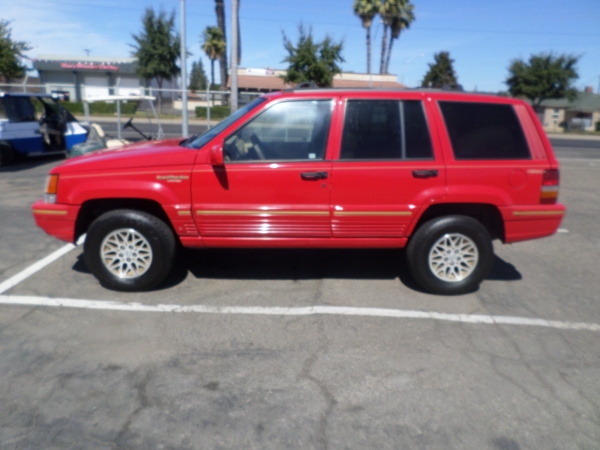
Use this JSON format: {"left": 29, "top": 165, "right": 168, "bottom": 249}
{"left": 412, "top": 169, "right": 438, "bottom": 178}
{"left": 301, "top": 172, "right": 328, "bottom": 180}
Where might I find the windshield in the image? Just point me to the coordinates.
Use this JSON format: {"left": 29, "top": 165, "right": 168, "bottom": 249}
{"left": 182, "top": 97, "right": 268, "bottom": 149}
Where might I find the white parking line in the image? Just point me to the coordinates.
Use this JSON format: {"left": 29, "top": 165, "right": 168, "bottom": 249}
{"left": 557, "top": 229, "right": 569, "bottom": 233}
{"left": 0, "top": 235, "right": 85, "bottom": 295}
{"left": 0, "top": 295, "right": 599, "bottom": 332}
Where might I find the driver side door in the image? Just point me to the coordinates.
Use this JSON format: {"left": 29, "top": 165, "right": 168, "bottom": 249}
{"left": 192, "top": 98, "right": 336, "bottom": 241}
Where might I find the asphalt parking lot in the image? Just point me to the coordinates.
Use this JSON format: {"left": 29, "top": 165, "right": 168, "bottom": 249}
{"left": 1, "top": 140, "right": 600, "bottom": 449}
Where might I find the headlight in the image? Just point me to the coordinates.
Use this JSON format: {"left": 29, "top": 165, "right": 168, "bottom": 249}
{"left": 44, "top": 174, "right": 58, "bottom": 204}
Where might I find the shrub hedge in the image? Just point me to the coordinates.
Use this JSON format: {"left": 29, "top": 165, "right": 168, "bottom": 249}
{"left": 59, "top": 101, "right": 139, "bottom": 115}
{"left": 195, "top": 105, "right": 230, "bottom": 119}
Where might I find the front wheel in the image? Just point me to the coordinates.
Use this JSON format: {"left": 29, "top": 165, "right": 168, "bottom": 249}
{"left": 84, "top": 210, "right": 176, "bottom": 291}
{"left": 406, "top": 215, "right": 494, "bottom": 295}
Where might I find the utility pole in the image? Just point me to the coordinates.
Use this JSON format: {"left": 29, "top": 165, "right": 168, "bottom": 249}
{"left": 230, "top": 0, "right": 239, "bottom": 112}
{"left": 180, "top": 0, "right": 189, "bottom": 136}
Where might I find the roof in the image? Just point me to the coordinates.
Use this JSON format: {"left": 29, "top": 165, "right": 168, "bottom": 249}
{"left": 36, "top": 54, "right": 136, "bottom": 63}
{"left": 260, "top": 89, "right": 517, "bottom": 105}
{"left": 0, "top": 92, "right": 53, "bottom": 99}
{"left": 539, "top": 92, "right": 600, "bottom": 113}
{"left": 33, "top": 55, "right": 138, "bottom": 75}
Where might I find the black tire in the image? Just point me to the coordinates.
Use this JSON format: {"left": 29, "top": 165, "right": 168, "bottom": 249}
{"left": 0, "top": 143, "right": 17, "bottom": 167}
{"left": 83, "top": 209, "right": 176, "bottom": 292}
{"left": 406, "top": 215, "right": 494, "bottom": 295}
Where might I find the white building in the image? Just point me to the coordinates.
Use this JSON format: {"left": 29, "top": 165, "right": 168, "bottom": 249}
{"left": 33, "top": 55, "right": 178, "bottom": 102}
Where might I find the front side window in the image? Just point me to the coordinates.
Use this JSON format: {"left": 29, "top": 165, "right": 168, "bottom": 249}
{"left": 4, "top": 97, "right": 37, "bottom": 122}
{"left": 183, "top": 97, "right": 267, "bottom": 149}
{"left": 340, "top": 100, "right": 433, "bottom": 160}
{"left": 439, "top": 101, "right": 530, "bottom": 160}
{"left": 224, "top": 100, "right": 333, "bottom": 162}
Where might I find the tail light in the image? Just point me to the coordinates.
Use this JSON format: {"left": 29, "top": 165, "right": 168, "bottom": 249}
{"left": 540, "top": 169, "right": 559, "bottom": 204}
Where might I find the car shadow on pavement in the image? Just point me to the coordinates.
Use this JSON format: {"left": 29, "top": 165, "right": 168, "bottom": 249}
{"left": 0, "top": 155, "right": 65, "bottom": 173}
{"left": 486, "top": 256, "right": 522, "bottom": 281}
{"left": 72, "top": 249, "right": 522, "bottom": 294}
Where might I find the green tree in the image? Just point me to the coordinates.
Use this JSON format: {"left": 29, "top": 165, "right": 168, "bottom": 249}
{"left": 353, "top": 0, "right": 379, "bottom": 75}
{"left": 0, "top": 20, "right": 31, "bottom": 83}
{"left": 421, "top": 51, "right": 458, "bottom": 88}
{"left": 188, "top": 59, "right": 208, "bottom": 91}
{"left": 202, "top": 26, "right": 225, "bottom": 89}
{"left": 282, "top": 25, "right": 344, "bottom": 87}
{"left": 383, "top": 0, "right": 415, "bottom": 75}
{"left": 506, "top": 53, "right": 579, "bottom": 110}
{"left": 131, "top": 8, "right": 181, "bottom": 111}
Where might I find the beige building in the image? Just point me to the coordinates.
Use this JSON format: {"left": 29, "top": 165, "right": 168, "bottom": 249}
{"left": 537, "top": 88, "right": 600, "bottom": 133}
{"left": 228, "top": 68, "right": 405, "bottom": 93}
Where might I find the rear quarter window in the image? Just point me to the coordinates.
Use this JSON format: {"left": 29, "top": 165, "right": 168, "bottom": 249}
{"left": 439, "top": 101, "right": 530, "bottom": 160}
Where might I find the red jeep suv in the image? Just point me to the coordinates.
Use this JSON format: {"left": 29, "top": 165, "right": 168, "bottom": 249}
{"left": 32, "top": 89, "right": 565, "bottom": 295}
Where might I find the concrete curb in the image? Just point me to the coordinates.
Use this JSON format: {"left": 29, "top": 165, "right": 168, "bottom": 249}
{"left": 547, "top": 133, "right": 600, "bottom": 141}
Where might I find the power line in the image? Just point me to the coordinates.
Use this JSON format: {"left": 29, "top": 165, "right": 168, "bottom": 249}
{"left": 18, "top": 0, "right": 600, "bottom": 38}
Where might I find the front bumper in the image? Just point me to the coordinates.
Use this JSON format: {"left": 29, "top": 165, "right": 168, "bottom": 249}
{"left": 32, "top": 200, "right": 80, "bottom": 243}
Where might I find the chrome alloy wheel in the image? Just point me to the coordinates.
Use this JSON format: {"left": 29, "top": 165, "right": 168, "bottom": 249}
{"left": 100, "top": 228, "right": 153, "bottom": 279}
{"left": 428, "top": 233, "right": 479, "bottom": 282}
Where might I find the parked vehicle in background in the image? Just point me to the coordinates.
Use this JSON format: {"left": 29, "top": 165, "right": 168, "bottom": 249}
{"left": 70, "top": 95, "right": 163, "bottom": 157}
{"left": 0, "top": 92, "right": 87, "bottom": 166}
{"left": 32, "top": 88, "right": 565, "bottom": 295}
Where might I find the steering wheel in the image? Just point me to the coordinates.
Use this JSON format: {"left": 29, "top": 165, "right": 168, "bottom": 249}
{"left": 123, "top": 117, "right": 134, "bottom": 130}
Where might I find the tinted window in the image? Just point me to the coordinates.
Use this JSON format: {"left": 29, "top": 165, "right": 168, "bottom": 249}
{"left": 225, "top": 100, "right": 332, "bottom": 162}
{"left": 340, "top": 100, "right": 432, "bottom": 160}
{"left": 4, "top": 97, "right": 37, "bottom": 122}
{"left": 403, "top": 101, "right": 434, "bottom": 159}
{"left": 439, "top": 101, "right": 530, "bottom": 160}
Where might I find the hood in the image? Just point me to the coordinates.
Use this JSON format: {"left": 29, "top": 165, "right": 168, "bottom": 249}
{"left": 52, "top": 139, "right": 199, "bottom": 174}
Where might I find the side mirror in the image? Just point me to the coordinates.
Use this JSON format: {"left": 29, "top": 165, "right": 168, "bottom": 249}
{"left": 209, "top": 142, "right": 224, "bottom": 166}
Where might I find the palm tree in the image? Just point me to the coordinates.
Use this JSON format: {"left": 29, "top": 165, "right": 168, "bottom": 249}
{"left": 384, "top": 0, "right": 415, "bottom": 74}
{"left": 202, "top": 26, "right": 225, "bottom": 89}
{"left": 353, "top": 0, "right": 379, "bottom": 74}
{"left": 215, "top": 0, "right": 228, "bottom": 90}
{"left": 379, "top": 0, "right": 400, "bottom": 74}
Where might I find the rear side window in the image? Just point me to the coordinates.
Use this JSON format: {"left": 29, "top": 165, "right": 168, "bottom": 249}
{"left": 439, "top": 101, "right": 530, "bottom": 160}
{"left": 340, "top": 100, "right": 433, "bottom": 160}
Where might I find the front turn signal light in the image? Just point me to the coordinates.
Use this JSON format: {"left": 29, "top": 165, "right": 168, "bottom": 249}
{"left": 44, "top": 174, "right": 58, "bottom": 203}
{"left": 540, "top": 169, "right": 559, "bottom": 204}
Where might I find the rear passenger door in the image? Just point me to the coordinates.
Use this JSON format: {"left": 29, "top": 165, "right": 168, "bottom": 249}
{"left": 330, "top": 98, "right": 446, "bottom": 238}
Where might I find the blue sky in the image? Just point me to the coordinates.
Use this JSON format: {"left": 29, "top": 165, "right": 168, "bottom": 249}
{"left": 6, "top": 0, "right": 600, "bottom": 92}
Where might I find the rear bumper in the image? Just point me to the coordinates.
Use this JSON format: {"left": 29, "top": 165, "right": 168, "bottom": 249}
{"left": 500, "top": 204, "right": 566, "bottom": 243}
{"left": 32, "top": 200, "right": 80, "bottom": 243}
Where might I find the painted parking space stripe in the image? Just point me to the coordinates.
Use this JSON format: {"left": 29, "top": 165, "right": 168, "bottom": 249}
{"left": 0, "top": 235, "right": 85, "bottom": 295}
{"left": 0, "top": 244, "right": 76, "bottom": 295}
{"left": 1, "top": 295, "right": 599, "bottom": 332}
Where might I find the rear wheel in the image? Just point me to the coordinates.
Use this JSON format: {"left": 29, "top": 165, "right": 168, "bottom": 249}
{"left": 84, "top": 209, "right": 176, "bottom": 291}
{"left": 0, "top": 143, "right": 17, "bottom": 167}
{"left": 406, "top": 215, "right": 494, "bottom": 295}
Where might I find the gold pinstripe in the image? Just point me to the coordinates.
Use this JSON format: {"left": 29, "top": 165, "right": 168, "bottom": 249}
{"left": 196, "top": 210, "right": 329, "bottom": 216}
{"left": 334, "top": 211, "right": 412, "bottom": 216}
{"left": 512, "top": 211, "right": 564, "bottom": 216}
{"left": 33, "top": 210, "right": 68, "bottom": 216}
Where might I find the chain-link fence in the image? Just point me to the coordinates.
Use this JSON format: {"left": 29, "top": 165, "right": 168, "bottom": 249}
{"left": 1, "top": 82, "right": 261, "bottom": 130}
